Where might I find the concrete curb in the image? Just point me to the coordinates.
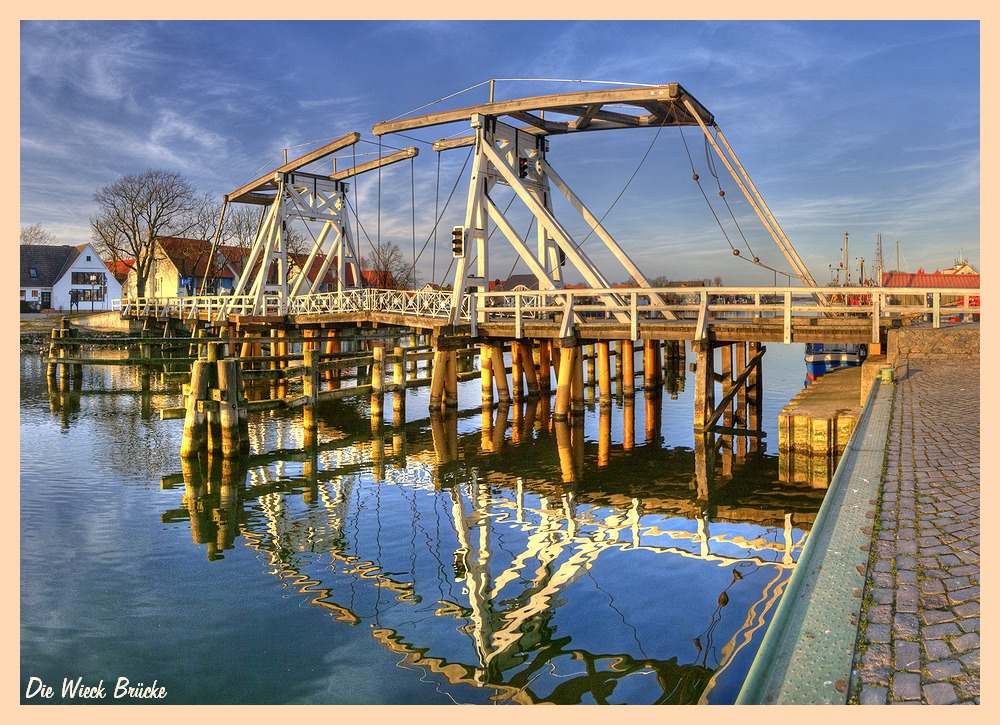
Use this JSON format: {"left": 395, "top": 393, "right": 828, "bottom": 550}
{"left": 736, "top": 376, "right": 893, "bottom": 704}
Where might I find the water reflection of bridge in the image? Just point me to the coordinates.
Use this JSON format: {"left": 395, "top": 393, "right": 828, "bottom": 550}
{"left": 161, "top": 399, "right": 821, "bottom": 704}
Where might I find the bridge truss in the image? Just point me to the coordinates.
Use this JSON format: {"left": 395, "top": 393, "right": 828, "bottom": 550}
{"left": 373, "top": 82, "right": 821, "bottom": 326}
{"left": 217, "top": 132, "right": 418, "bottom": 316}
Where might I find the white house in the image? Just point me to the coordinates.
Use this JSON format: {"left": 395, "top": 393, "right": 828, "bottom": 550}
{"left": 20, "top": 243, "right": 123, "bottom": 312}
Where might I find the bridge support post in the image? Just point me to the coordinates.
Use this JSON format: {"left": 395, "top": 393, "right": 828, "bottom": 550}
{"left": 429, "top": 348, "right": 450, "bottom": 412}
{"left": 180, "top": 360, "right": 210, "bottom": 457}
{"left": 444, "top": 350, "right": 458, "bottom": 409}
{"left": 370, "top": 343, "right": 384, "bottom": 420}
{"left": 520, "top": 340, "right": 540, "bottom": 397}
{"left": 597, "top": 341, "right": 612, "bottom": 410}
{"left": 571, "top": 344, "right": 584, "bottom": 416}
{"left": 644, "top": 339, "right": 661, "bottom": 389}
{"left": 537, "top": 340, "right": 552, "bottom": 393}
{"left": 492, "top": 343, "right": 511, "bottom": 403}
{"left": 585, "top": 344, "right": 596, "bottom": 386}
{"left": 553, "top": 345, "right": 578, "bottom": 421}
{"left": 511, "top": 341, "right": 524, "bottom": 400}
{"left": 622, "top": 340, "right": 635, "bottom": 395}
{"left": 693, "top": 341, "right": 715, "bottom": 431}
{"left": 303, "top": 348, "right": 319, "bottom": 433}
{"left": 392, "top": 346, "right": 406, "bottom": 427}
{"left": 480, "top": 344, "right": 494, "bottom": 404}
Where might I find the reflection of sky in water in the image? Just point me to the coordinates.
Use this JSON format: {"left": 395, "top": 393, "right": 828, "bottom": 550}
{"left": 21, "top": 343, "right": 820, "bottom": 704}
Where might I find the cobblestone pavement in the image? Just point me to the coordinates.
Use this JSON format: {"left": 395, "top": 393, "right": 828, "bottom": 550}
{"left": 850, "top": 358, "right": 980, "bottom": 704}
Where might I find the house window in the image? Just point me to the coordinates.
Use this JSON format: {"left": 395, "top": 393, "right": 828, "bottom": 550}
{"left": 20, "top": 290, "right": 25, "bottom": 298}
{"left": 86, "top": 255, "right": 91, "bottom": 261}
{"left": 29, "top": 267, "right": 37, "bottom": 279}
{"left": 72, "top": 271, "right": 106, "bottom": 285}
{"left": 31, "top": 290, "right": 38, "bottom": 298}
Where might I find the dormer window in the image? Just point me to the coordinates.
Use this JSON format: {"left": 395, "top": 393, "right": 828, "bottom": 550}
{"left": 29, "top": 267, "right": 37, "bottom": 279}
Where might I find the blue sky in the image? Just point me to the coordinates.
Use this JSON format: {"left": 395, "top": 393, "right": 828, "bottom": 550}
{"left": 19, "top": 20, "right": 980, "bottom": 287}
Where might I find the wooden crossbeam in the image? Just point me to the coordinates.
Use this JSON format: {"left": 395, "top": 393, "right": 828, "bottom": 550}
{"left": 372, "top": 84, "right": 714, "bottom": 137}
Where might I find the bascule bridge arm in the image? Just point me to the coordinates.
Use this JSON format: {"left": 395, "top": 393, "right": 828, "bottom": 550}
{"left": 224, "top": 132, "right": 363, "bottom": 206}
{"left": 372, "top": 83, "right": 714, "bottom": 138}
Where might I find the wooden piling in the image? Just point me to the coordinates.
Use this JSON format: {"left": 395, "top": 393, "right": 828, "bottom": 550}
{"left": 303, "top": 348, "right": 319, "bottom": 431}
{"left": 180, "top": 360, "right": 210, "bottom": 457}
{"left": 519, "top": 340, "right": 539, "bottom": 397}
{"left": 429, "top": 348, "right": 448, "bottom": 412}
{"left": 597, "top": 341, "right": 611, "bottom": 409}
{"left": 511, "top": 341, "right": 524, "bottom": 400}
{"left": 571, "top": 345, "right": 584, "bottom": 415}
{"left": 393, "top": 346, "right": 405, "bottom": 427}
{"left": 370, "top": 343, "right": 384, "bottom": 419}
{"left": 693, "top": 341, "right": 715, "bottom": 431}
{"left": 480, "top": 343, "right": 494, "bottom": 405}
{"left": 553, "top": 345, "right": 574, "bottom": 421}
{"left": 622, "top": 340, "right": 635, "bottom": 395}
{"left": 444, "top": 350, "right": 458, "bottom": 409}
{"left": 217, "top": 358, "right": 242, "bottom": 457}
{"left": 492, "top": 343, "right": 511, "bottom": 403}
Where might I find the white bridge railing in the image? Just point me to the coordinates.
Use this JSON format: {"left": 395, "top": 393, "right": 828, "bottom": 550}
{"left": 112, "top": 285, "right": 979, "bottom": 343}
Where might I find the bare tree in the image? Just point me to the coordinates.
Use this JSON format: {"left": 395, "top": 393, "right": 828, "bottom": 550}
{"left": 20, "top": 223, "right": 57, "bottom": 245}
{"left": 360, "top": 240, "right": 416, "bottom": 289}
{"left": 90, "top": 169, "right": 199, "bottom": 298}
{"left": 649, "top": 275, "right": 671, "bottom": 288}
{"left": 222, "top": 205, "right": 265, "bottom": 253}
{"left": 186, "top": 193, "right": 227, "bottom": 242}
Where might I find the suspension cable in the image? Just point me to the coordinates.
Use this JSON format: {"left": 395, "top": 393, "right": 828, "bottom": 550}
{"left": 576, "top": 113, "right": 668, "bottom": 248}
{"left": 678, "top": 124, "right": 798, "bottom": 281}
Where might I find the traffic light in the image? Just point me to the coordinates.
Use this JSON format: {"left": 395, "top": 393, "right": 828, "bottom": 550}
{"left": 452, "top": 226, "right": 465, "bottom": 257}
{"left": 518, "top": 157, "right": 528, "bottom": 179}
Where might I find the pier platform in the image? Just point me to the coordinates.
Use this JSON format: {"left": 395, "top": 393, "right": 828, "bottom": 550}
{"left": 738, "top": 327, "right": 980, "bottom": 705}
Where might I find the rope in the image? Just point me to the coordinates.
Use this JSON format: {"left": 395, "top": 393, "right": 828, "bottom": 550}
{"left": 576, "top": 113, "right": 669, "bottom": 248}
{"left": 678, "top": 125, "right": 798, "bottom": 281}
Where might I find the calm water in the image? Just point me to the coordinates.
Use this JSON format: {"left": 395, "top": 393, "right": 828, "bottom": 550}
{"left": 20, "top": 343, "right": 825, "bottom": 705}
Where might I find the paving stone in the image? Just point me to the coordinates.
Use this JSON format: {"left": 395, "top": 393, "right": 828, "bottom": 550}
{"left": 958, "top": 617, "right": 979, "bottom": 633}
{"left": 947, "top": 586, "right": 979, "bottom": 604}
{"left": 923, "top": 622, "right": 961, "bottom": 639}
{"left": 859, "top": 686, "right": 888, "bottom": 705}
{"left": 919, "top": 609, "right": 955, "bottom": 625}
{"left": 924, "top": 682, "right": 959, "bottom": 704}
{"left": 950, "top": 632, "right": 979, "bottom": 654}
{"left": 953, "top": 601, "right": 979, "bottom": 618}
{"left": 925, "top": 659, "right": 963, "bottom": 680}
{"left": 894, "top": 640, "right": 920, "bottom": 671}
{"left": 893, "top": 613, "right": 920, "bottom": 638}
{"left": 892, "top": 672, "right": 922, "bottom": 700}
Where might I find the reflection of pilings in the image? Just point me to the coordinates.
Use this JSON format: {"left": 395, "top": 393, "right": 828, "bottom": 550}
{"left": 598, "top": 407, "right": 611, "bottom": 467}
{"left": 554, "top": 418, "right": 585, "bottom": 483}
{"left": 694, "top": 431, "right": 718, "bottom": 502}
{"left": 430, "top": 411, "right": 460, "bottom": 485}
{"left": 645, "top": 387, "right": 661, "bottom": 444}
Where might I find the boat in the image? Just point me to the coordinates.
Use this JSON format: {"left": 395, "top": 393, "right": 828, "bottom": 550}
{"left": 804, "top": 342, "right": 868, "bottom": 381}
